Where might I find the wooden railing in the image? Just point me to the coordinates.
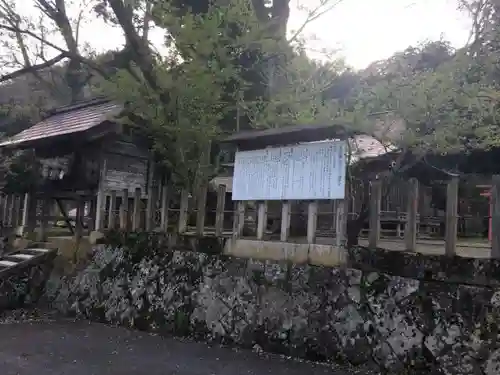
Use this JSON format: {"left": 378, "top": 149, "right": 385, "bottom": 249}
{"left": 367, "top": 176, "right": 500, "bottom": 258}
{"left": 0, "top": 175, "right": 497, "bottom": 259}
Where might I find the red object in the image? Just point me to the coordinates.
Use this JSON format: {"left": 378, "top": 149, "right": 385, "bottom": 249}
{"left": 479, "top": 187, "right": 492, "bottom": 242}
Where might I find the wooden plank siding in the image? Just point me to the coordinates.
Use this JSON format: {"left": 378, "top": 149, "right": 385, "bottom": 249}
{"left": 102, "top": 140, "right": 149, "bottom": 195}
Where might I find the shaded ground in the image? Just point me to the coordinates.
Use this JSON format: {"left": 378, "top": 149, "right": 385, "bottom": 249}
{"left": 0, "top": 315, "right": 372, "bottom": 375}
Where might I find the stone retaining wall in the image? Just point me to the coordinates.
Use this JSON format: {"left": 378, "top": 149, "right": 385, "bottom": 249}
{"left": 46, "top": 240, "right": 500, "bottom": 375}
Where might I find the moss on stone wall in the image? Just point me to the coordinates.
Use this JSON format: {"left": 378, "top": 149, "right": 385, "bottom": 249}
{"left": 45, "top": 233, "right": 500, "bottom": 375}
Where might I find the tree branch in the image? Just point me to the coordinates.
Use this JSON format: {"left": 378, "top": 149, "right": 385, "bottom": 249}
{"left": 0, "top": 23, "right": 110, "bottom": 79}
{"left": 288, "top": 0, "right": 343, "bottom": 43}
{"left": 0, "top": 52, "right": 65, "bottom": 83}
{"left": 107, "top": 0, "right": 171, "bottom": 105}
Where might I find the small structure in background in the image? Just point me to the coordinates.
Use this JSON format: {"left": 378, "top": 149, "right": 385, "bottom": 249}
{"left": 0, "top": 98, "right": 153, "bottom": 243}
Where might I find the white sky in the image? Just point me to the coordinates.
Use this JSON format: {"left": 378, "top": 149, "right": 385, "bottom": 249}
{"left": 21, "top": 0, "right": 471, "bottom": 70}
{"left": 288, "top": 0, "right": 471, "bottom": 68}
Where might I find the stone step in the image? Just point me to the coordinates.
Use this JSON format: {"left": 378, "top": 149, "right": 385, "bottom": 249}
{"left": 0, "top": 247, "right": 57, "bottom": 279}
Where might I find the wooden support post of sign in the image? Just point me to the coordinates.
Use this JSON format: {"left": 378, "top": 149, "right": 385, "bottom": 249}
{"left": 307, "top": 201, "right": 318, "bottom": 244}
{"left": 336, "top": 199, "right": 346, "bottom": 248}
{"left": 108, "top": 190, "right": 117, "bottom": 230}
{"left": 233, "top": 201, "right": 245, "bottom": 238}
{"left": 280, "top": 201, "right": 291, "bottom": 242}
{"left": 178, "top": 189, "right": 189, "bottom": 234}
{"left": 491, "top": 175, "right": 500, "bottom": 258}
{"left": 119, "top": 189, "right": 129, "bottom": 231}
{"left": 405, "top": 178, "right": 419, "bottom": 252}
{"left": 132, "top": 188, "right": 142, "bottom": 231}
{"left": 445, "top": 176, "right": 459, "bottom": 256}
{"left": 256, "top": 201, "right": 267, "bottom": 240}
{"left": 160, "top": 183, "right": 169, "bottom": 232}
{"left": 215, "top": 184, "right": 226, "bottom": 237}
{"left": 369, "top": 180, "right": 382, "bottom": 249}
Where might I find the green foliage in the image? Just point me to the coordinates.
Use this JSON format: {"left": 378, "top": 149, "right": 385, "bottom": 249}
{"left": 356, "top": 43, "right": 500, "bottom": 155}
{"left": 100, "top": 0, "right": 355, "bottom": 187}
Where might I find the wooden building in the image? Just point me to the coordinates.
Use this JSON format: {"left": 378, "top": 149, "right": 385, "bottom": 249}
{"left": 0, "top": 98, "right": 153, "bottom": 236}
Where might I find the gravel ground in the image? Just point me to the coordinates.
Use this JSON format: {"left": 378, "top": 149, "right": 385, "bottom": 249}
{"left": 0, "top": 309, "right": 377, "bottom": 375}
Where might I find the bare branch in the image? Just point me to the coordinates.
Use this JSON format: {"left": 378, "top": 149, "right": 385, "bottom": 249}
{"left": 0, "top": 52, "right": 65, "bottom": 82}
{"left": 288, "top": 0, "right": 343, "bottom": 43}
{"left": 0, "top": 23, "right": 110, "bottom": 79}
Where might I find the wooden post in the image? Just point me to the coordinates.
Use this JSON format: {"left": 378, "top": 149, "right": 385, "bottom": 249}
{"left": 280, "top": 201, "right": 291, "bottom": 242}
{"left": 7, "top": 195, "right": 14, "bottom": 228}
{"left": 369, "top": 180, "right": 382, "bottom": 248}
{"left": 145, "top": 186, "right": 157, "bottom": 232}
{"left": 215, "top": 184, "right": 226, "bottom": 237}
{"left": 20, "top": 193, "right": 31, "bottom": 236}
{"left": 145, "top": 159, "right": 156, "bottom": 231}
{"left": 0, "top": 195, "right": 4, "bottom": 225}
{"left": 2, "top": 195, "right": 8, "bottom": 227}
{"left": 445, "top": 176, "right": 459, "bottom": 256}
{"left": 337, "top": 168, "right": 350, "bottom": 249}
{"left": 75, "top": 196, "right": 84, "bottom": 243}
{"left": 2, "top": 194, "right": 9, "bottom": 226}
{"left": 119, "top": 189, "right": 129, "bottom": 231}
{"left": 132, "top": 187, "right": 142, "bottom": 231}
{"left": 108, "top": 190, "right": 117, "bottom": 230}
{"left": 12, "top": 195, "right": 21, "bottom": 229}
{"left": 256, "top": 201, "right": 267, "bottom": 240}
{"left": 233, "top": 201, "right": 245, "bottom": 238}
{"left": 491, "top": 175, "right": 500, "bottom": 258}
{"left": 405, "top": 178, "right": 419, "bottom": 252}
{"left": 95, "top": 158, "right": 107, "bottom": 231}
{"left": 160, "top": 184, "right": 169, "bottom": 232}
{"left": 336, "top": 199, "right": 346, "bottom": 248}
{"left": 307, "top": 201, "right": 318, "bottom": 244}
{"left": 196, "top": 140, "right": 211, "bottom": 236}
{"left": 178, "top": 189, "right": 189, "bottom": 234}
{"left": 88, "top": 198, "right": 96, "bottom": 231}
{"left": 196, "top": 185, "right": 208, "bottom": 236}
{"left": 38, "top": 198, "right": 49, "bottom": 242}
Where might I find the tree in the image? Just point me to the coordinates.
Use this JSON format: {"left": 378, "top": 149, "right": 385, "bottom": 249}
{"left": 0, "top": 0, "right": 348, "bottom": 187}
{"left": 339, "top": 34, "right": 500, "bottom": 245}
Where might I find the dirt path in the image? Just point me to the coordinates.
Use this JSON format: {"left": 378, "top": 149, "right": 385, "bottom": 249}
{"left": 0, "top": 319, "right": 372, "bottom": 375}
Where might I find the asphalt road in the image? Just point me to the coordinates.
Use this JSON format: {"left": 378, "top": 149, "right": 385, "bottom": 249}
{"left": 0, "top": 320, "right": 369, "bottom": 375}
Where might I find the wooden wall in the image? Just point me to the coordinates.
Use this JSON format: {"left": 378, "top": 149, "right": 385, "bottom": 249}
{"left": 102, "top": 140, "right": 150, "bottom": 194}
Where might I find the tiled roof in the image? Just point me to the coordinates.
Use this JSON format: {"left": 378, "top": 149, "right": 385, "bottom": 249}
{"left": 0, "top": 98, "right": 122, "bottom": 147}
{"left": 349, "top": 134, "right": 396, "bottom": 162}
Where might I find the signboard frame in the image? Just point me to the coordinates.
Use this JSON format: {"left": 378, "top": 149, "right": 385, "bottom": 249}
{"left": 232, "top": 140, "right": 347, "bottom": 201}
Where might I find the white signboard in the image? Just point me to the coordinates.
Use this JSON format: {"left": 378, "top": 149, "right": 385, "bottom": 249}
{"left": 232, "top": 140, "right": 346, "bottom": 201}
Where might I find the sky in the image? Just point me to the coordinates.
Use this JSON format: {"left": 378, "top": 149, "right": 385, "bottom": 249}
{"left": 20, "top": 0, "right": 472, "bottom": 70}
{"left": 287, "top": 0, "right": 471, "bottom": 68}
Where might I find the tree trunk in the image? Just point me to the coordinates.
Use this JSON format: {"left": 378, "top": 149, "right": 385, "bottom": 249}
{"left": 347, "top": 208, "right": 369, "bottom": 248}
